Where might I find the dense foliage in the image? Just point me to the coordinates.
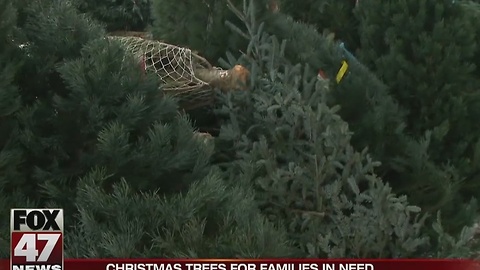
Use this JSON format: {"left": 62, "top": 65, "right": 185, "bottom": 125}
{"left": 1, "top": 0, "right": 480, "bottom": 259}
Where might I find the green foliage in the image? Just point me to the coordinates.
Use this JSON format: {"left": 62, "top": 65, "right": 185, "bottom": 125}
{"left": 150, "top": 0, "right": 231, "bottom": 62}
{"left": 5, "top": 0, "right": 105, "bottom": 208}
{"left": 277, "top": 0, "right": 360, "bottom": 50}
{"left": 0, "top": 0, "right": 295, "bottom": 258}
{"left": 257, "top": 5, "right": 410, "bottom": 172}
{"left": 241, "top": 0, "right": 480, "bottom": 235}
{"left": 76, "top": 0, "right": 151, "bottom": 31}
{"left": 431, "top": 212, "right": 478, "bottom": 258}
{"left": 0, "top": 0, "right": 22, "bottom": 135}
{"left": 356, "top": 0, "right": 480, "bottom": 232}
{"left": 52, "top": 31, "right": 293, "bottom": 258}
{"left": 464, "top": 0, "right": 480, "bottom": 68}
{"left": 50, "top": 37, "right": 190, "bottom": 193}
{"left": 0, "top": 0, "right": 28, "bottom": 258}
{"left": 213, "top": 0, "right": 478, "bottom": 258}
{"left": 149, "top": 0, "right": 274, "bottom": 63}
{"left": 15, "top": 0, "right": 105, "bottom": 107}
{"left": 357, "top": 0, "right": 478, "bottom": 137}
{"left": 66, "top": 167, "right": 294, "bottom": 258}
{"left": 1, "top": 0, "right": 479, "bottom": 260}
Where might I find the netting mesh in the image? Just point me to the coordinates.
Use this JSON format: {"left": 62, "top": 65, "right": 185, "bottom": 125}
{"left": 109, "top": 36, "right": 216, "bottom": 109}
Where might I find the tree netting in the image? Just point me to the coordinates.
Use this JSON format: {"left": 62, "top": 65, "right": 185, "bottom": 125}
{"left": 108, "top": 34, "right": 250, "bottom": 110}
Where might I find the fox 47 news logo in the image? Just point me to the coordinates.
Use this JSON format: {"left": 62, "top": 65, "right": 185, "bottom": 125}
{"left": 10, "top": 209, "right": 64, "bottom": 270}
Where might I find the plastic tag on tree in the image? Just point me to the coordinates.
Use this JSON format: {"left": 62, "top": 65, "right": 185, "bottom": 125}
{"left": 336, "top": 60, "right": 349, "bottom": 83}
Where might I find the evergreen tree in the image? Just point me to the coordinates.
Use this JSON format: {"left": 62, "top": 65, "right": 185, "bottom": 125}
{"left": 147, "top": 0, "right": 280, "bottom": 131}
{"left": 76, "top": 0, "right": 151, "bottom": 31}
{"left": 57, "top": 36, "right": 292, "bottom": 257}
{"left": 356, "top": 0, "right": 480, "bottom": 232}
{"left": 149, "top": 0, "right": 275, "bottom": 62}
{"left": 11, "top": 0, "right": 105, "bottom": 208}
{"left": 1, "top": 0, "right": 294, "bottom": 258}
{"left": 278, "top": 0, "right": 360, "bottom": 51}
{"left": 236, "top": 0, "right": 479, "bottom": 234}
{"left": 0, "top": 0, "right": 29, "bottom": 258}
{"left": 251, "top": 2, "right": 409, "bottom": 171}
{"left": 2, "top": 0, "right": 480, "bottom": 259}
{"left": 462, "top": 1, "right": 480, "bottom": 95}
{"left": 214, "top": 0, "right": 477, "bottom": 258}
{"left": 66, "top": 167, "right": 294, "bottom": 258}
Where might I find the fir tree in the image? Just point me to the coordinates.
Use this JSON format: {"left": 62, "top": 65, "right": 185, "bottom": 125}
{"left": 0, "top": 0, "right": 29, "bottom": 258}
{"left": 461, "top": 1, "right": 480, "bottom": 134}
{"left": 214, "top": 0, "right": 478, "bottom": 258}
{"left": 76, "top": 0, "right": 151, "bottom": 31}
{"left": 149, "top": 0, "right": 275, "bottom": 62}
{"left": 66, "top": 167, "right": 294, "bottom": 258}
{"left": 0, "top": 0, "right": 23, "bottom": 190}
{"left": 240, "top": 0, "right": 479, "bottom": 234}
{"left": 356, "top": 0, "right": 480, "bottom": 232}
{"left": 10, "top": 0, "right": 105, "bottom": 210}
{"left": 254, "top": 1, "right": 410, "bottom": 173}
{"left": 2, "top": 0, "right": 480, "bottom": 259}
{"left": 1, "top": 0, "right": 295, "bottom": 258}
{"left": 49, "top": 30, "right": 294, "bottom": 258}
{"left": 278, "top": 0, "right": 360, "bottom": 51}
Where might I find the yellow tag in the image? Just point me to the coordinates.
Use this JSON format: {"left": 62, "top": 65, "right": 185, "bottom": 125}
{"left": 336, "top": 60, "right": 349, "bottom": 83}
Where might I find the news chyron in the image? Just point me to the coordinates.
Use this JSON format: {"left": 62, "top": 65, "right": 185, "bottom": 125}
{"left": 10, "top": 209, "right": 64, "bottom": 270}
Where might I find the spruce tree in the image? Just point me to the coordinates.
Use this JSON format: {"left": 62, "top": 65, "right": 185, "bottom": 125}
{"left": 1, "top": 0, "right": 295, "bottom": 258}
{"left": 2, "top": 0, "right": 479, "bottom": 259}
{"left": 76, "top": 0, "right": 151, "bottom": 31}
{"left": 57, "top": 37, "right": 293, "bottom": 257}
{"left": 240, "top": 0, "right": 479, "bottom": 234}
{"left": 149, "top": 0, "right": 275, "bottom": 62}
{"left": 66, "top": 167, "right": 294, "bottom": 258}
{"left": 277, "top": 0, "right": 360, "bottom": 51}
{"left": 0, "top": 0, "right": 29, "bottom": 258}
{"left": 462, "top": 2, "right": 480, "bottom": 172}
{"left": 11, "top": 0, "right": 105, "bottom": 210}
{"left": 214, "top": 0, "right": 477, "bottom": 258}
{"left": 356, "top": 0, "right": 480, "bottom": 232}
{"left": 250, "top": 2, "right": 409, "bottom": 169}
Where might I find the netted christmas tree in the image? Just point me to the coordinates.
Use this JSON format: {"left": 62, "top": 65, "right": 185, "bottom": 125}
{"left": 0, "top": 0, "right": 295, "bottom": 258}
{"left": 213, "top": 0, "right": 478, "bottom": 258}
{"left": 105, "top": 34, "right": 250, "bottom": 110}
{"left": 76, "top": 0, "right": 151, "bottom": 31}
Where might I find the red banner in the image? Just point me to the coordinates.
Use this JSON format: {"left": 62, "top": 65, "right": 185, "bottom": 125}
{"left": 1, "top": 259, "right": 479, "bottom": 270}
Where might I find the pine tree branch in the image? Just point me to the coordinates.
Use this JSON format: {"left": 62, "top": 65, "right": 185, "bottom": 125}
{"left": 288, "top": 208, "right": 326, "bottom": 217}
{"left": 226, "top": 0, "right": 246, "bottom": 22}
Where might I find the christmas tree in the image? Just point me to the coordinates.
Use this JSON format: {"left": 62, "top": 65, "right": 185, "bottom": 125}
{"left": 215, "top": 0, "right": 477, "bottom": 258}
{"left": 76, "top": 0, "right": 151, "bottom": 31}
{"left": 149, "top": 0, "right": 279, "bottom": 62}
{"left": 234, "top": 0, "right": 480, "bottom": 234}
{"left": 356, "top": 0, "right": 480, "bottom": 232}
{"left": 277, "top": 0, "right": 360, "bottom": 51}
{"left": 0, "top": 0, "right": 293, "bottom": 258}
{"left": 0, "top": 0, "right": 478, "bottom": 259}
{"left": 0, "top": 0, "right": 28, "bottom": 256}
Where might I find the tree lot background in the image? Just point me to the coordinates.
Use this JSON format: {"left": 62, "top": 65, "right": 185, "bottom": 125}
{"left": 1, "top": 0, "right": 480, "bottom": 258}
